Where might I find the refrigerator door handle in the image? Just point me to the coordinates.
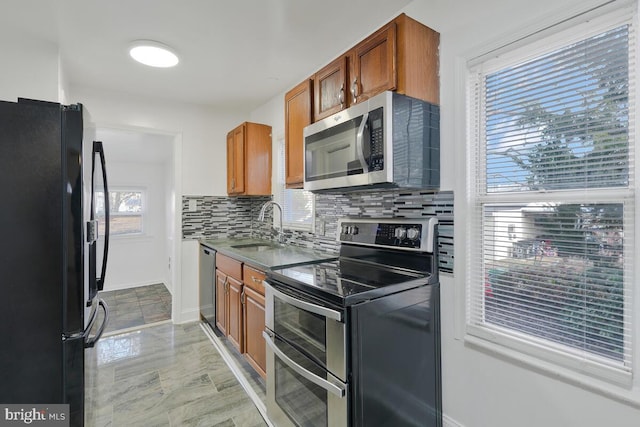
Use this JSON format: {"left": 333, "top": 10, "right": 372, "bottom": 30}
{"left": 93, "top": 141, "right": 110, "bottom": 291}
{"left": 85, "top": 299, "right": 109, "bottom": 348}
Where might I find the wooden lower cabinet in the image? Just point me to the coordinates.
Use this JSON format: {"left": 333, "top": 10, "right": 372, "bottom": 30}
{"left": 215, "top": 270, "right": 228, "bottom": 336}
{"left": 227, "top": 276, "right": 244, "bottom": 352}
{"left": 243, "top": 286, "right": 266, "bottom": 378}
{"left": 214, "top": 255, "right": 267, "bottom": 379}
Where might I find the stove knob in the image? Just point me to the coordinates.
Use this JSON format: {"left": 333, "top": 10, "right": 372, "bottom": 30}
{"left": 407, "top": 227, "right": 421, "bottom": 241}
{"left": 350, "top": 225, "right": 359, "bottom": 235}
{"left": 341, "top": 225, "right": 349, "bottom": 235}
{"left": 394, "top": 227, "right": 407, "bottom": 240}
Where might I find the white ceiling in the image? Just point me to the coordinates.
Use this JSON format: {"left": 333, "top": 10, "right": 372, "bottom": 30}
{"left": 3, "top": 0, "right": 413, "bottom": 112}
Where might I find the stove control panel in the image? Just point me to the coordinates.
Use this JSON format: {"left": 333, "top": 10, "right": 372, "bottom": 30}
{"left": 338, "top": 218, "right": 438, "bottom": 253}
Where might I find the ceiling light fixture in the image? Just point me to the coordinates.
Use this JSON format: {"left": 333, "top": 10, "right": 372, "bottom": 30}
{"left": 129, "top": 40, "right": 179, "bottom": 68}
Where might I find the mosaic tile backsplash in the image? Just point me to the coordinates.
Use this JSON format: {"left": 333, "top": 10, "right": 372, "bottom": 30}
{"left": 183, "top": 189, "right": 454, "bottom": 273}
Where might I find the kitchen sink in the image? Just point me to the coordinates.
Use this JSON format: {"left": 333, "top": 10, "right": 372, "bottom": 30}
{"left": 230, "top": 243, "right": 282, "bottom": 252}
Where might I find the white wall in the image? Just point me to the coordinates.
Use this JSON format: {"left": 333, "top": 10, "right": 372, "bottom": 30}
{"left": 248, "top": 1, "right": 640, "bottom": 426}
{"left": 100, "top": 161, "right": 169, "bottom": 291}
{"left": 0, "top": 35, "right": 60, "bottom": 103}
{"left": 401, "top": 0, "right": 640, "bottom": 426}
{"left": 69, "top": 85, "right": 248, "bottom": 323}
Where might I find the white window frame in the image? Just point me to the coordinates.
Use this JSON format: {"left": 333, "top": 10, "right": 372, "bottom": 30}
{"left": 465, "top": 7, "right": 638, "bottom": 392}
{"left": 96, "top": 187, "right": 147, "bottom": 238}
{"left": 273, "top": 133, "right": 315, "bottom": 232}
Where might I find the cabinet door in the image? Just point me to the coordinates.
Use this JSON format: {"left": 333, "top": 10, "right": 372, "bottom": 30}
{"left": 351, "top": 22, "right": 397, "bottom": 104}
{"left": 284, "top": 79, "right": 312, "bottom": 189}
{"left": 226, "top": 131, "right": 234, "bottom": 194}
{"left": 227, "top": 277, "right": 243, "bottom": 352}
{"left": 227, "top": 125, "right": 245, "bottom": 194}
{"left": 244, "top": 123, "right": 272, "bottom": 195}
{"left": 314, "top": 57, "right": 347, "bottom": 121}
{"left": 215, "top": 270, "right": 228, "bottom": 335}
{"left": 243, "top": 286, "right": 266, "bottom": 378}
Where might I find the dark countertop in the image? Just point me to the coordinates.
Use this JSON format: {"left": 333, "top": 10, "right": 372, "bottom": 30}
{"left": 200, "top": 238, "right": 337, "bottom": 271}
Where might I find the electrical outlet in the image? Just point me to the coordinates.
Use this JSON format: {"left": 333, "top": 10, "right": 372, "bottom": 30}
{"left": 188, "top": 199, "right": 197, "bottom": 212}
{"left": 317, "top": 219, "right": 325, "bottom": 236}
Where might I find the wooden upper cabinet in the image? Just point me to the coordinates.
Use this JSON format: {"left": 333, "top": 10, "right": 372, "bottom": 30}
{"left": 314, "top": 57, "right": 347, "bottom": 121}
{"left": 227, "top": 127, "right": 245, "bottom": 194}
{"left": 350, "top": 22, "right": 397, "bottom": 104}
{"left": 393, "top": 13, "right": 440, "bottom": 105}
{"left": 284, "top": 79, "right": 313, "bottom": 189}
{"left": 226, "top": 122, "right": 272, "bottom": 196}
{"left": 283, "top": 14, "right": 439, "bottom": 188}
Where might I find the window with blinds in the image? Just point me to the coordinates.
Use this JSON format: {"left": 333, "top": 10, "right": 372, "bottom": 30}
{"left": 468, "top": 15, "right": 635, "bottom": 382}
{"left": 275, "top": 137, "right": 314, "bottom": 231}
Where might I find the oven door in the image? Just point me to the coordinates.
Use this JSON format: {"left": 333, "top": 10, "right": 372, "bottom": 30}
{"left": 263, "top": 331, "right": 348, "bottom": 427}
{"left": 264, "top": 281, "right": 346, "bottom": 380}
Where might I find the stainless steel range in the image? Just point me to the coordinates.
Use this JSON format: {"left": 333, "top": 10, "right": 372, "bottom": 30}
{"left": 263, "top": 218, "right": 441, "bottom": 427}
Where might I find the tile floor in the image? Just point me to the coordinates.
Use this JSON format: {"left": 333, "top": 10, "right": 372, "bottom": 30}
{"left": 99, "top": 283, "right": 172, "bottom": 334}
{"left": 85, "top": 322, "right": 267, "bottom": 427}
{"left": 207, "top": 323, "right": 267, "bottom": 404}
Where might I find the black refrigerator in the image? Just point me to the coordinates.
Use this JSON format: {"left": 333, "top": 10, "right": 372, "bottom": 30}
{"left": 0, "top": 98, "right": 110, "bottom": 426}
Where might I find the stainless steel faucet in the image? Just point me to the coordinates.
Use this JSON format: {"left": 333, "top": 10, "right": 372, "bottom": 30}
{"left": 258, "top": 200, "right": 284, "bottom": 243}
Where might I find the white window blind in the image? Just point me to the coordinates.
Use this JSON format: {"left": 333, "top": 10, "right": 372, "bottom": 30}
{"left": 275, "top": 137, "right": 314, "bottom": 231}
{"left": 468, "top": 16, "right": 635, "bottom": 381}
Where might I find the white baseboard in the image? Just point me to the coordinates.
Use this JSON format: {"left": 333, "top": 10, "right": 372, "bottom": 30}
{"left": 175, "top": 308, "right": 200, "bottom": 324}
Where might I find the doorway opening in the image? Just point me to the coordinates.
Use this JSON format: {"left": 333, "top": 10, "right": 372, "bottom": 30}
{"left": 92, "top": 126, "right": 179, "bottom": 334}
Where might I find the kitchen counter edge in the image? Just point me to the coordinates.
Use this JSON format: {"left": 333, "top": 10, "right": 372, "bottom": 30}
{"left": 200, "top": 238, "right": 337, "bottom": 271}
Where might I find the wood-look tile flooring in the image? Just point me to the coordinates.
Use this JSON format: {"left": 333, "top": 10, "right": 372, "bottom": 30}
{"left": 99, "top": 283, "right": 172, "bottom": 334}
{"left": 85, "top": 322, "right": 267, "bottom": 427}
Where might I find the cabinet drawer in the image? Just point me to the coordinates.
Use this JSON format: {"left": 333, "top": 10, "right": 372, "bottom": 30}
{"left": 217, "top": 253, "right": 243, "bottom": 280}
{"left": 243, "top": 265, "right": 265, "bottom": 294}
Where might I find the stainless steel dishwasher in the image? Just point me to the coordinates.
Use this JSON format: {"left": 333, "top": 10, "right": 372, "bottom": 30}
{"left": 199, "top": 244, "right": 216, "bottom": 327}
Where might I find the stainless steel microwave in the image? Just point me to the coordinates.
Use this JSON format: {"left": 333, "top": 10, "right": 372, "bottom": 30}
{"left": 303, "top": 91, "right": 440, "bottom": 192}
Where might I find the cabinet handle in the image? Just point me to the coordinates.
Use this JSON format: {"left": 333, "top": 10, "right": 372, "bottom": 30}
{"left": 251, "top": 276, "right": 261, "bottom": 283}
{"left": 351, "top": 77, "right": 358, "bottom": 103}
{"left": 231, "top": 178, "right": 235, "bottom": 190}
{"left": 224, "top": 277, "right": 229, "bottom": 292}
{"left": 241, "top": 289, "right": 246, "bottom": 305}
{"left": 338, "top": 84, "right": 344, "bottom": 106}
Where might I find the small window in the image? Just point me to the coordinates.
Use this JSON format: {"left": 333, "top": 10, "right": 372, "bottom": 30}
{"left": 96, "top": 190, "right": 145, "bottom": 236}
{"left": 275, "top": 136, "right": 314, "bottom": 231}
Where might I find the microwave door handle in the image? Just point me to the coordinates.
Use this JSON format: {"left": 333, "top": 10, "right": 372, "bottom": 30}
{"left": 263, "top": 331, "right": 346, "bottom": 398}
{"left": 265, "top": 281, "right": 342, "bottom": 322}
{"left": 355, "top": 112, "right": 369, "bottom": 173}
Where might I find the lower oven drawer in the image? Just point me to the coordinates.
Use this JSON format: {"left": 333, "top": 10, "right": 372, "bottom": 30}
{"left": 265, "top": 280, "right": 347, "bottom": 381}
{"left": 264, "top": 331, "right": 348, "bottom": 427}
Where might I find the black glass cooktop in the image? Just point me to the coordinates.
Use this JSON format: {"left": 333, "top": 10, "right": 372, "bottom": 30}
{"left": 268, "top": 258, "right": 431, "bottom": 306}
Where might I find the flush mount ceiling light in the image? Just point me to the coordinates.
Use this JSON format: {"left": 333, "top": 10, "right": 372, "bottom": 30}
{"left": 129, "top": 40, "right": 179, "bottom": 68}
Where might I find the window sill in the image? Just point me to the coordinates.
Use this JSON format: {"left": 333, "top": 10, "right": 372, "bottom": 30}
{"left": 463, "top": 333, "right": 640, "bottom": 409}
{"left": 283, "top": 223, "right": 313, "bottom": 233}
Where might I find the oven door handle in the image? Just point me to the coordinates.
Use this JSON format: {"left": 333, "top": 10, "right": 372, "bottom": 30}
{"left": 266, "top": 282, "right": 342, "bottom": 322}
{"left": 263, "top": 331, "right": 346, "bottom": 398}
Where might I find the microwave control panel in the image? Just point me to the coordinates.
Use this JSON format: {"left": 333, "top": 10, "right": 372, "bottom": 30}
{"left": 367, "top": 107, "right": 384, "bottom": 171}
